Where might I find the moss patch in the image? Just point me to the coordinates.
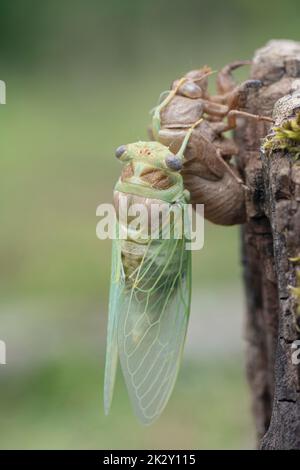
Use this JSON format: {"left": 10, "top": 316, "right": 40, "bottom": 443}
{"left": 263, "top": 112, "right": 300, "bottom": 160}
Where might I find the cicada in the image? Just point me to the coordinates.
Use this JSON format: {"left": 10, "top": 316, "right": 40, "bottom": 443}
{"left": 104, "top": 120, "right": 201, "bottom": 424}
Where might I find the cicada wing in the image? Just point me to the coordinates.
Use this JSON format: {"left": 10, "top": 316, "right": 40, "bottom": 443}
{"left": 118, "top": 235, "right": 191, "bottom": 424}
{"left": 103, "top": 231, "right": 124, "bottom": 415}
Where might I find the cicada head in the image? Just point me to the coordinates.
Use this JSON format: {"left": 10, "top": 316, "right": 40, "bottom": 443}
{"left": 172, "top": 66, "right": 213, "bottom": 99}
{"left": 114, "top": 140, "right": 184, "bottom": 193}
{"left": 115, "top": 141, "right": 182, "bottom": 171}
{"left": 113, "top": 141, "right": 189, "bottom": 221}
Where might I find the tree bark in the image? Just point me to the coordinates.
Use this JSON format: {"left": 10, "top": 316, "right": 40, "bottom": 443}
{"left": 236, "top": 40, "right": 300, "bottom": 449}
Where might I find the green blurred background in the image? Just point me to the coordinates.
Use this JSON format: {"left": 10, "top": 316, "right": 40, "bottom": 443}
{"left": 0, "top": 0, "right": 299, "bottom": 450}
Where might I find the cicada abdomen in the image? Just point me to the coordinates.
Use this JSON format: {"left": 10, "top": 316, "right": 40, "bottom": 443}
{"left": 104, "top": 138, "right": 195, "bottom": 424}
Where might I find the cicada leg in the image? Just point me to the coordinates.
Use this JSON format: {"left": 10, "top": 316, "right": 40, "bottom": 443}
{"left": 214, "top": 148, "right": 246, "bottom": 187}
{"left": 221, "top": 109, "right": 274, "bottom": 133}
{"left": 216, "top": 60, "right": 252, "bottom": 95}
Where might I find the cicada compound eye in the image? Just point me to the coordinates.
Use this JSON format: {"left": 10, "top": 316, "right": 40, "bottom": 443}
{"left": 115, "top": 145, "right": 127, "bottom": 159}
{"left": 180, "top": 81, "right": 202, "bottom": 98}
{"left": 165, "top": 154, "right": 182, "bottom": 171}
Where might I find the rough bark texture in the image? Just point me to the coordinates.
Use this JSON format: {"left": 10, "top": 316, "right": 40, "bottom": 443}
{"left": 236, "top": 40, "right": 300, "bottom": 449}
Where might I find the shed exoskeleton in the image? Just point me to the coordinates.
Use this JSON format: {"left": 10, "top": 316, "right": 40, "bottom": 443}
{"left": 150, "top": 62, "right": 273, "bottom": 225}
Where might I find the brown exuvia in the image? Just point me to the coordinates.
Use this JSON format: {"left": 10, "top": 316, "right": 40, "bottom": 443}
{"left": 151, "top": 62, "right": 273, "bottom": 225}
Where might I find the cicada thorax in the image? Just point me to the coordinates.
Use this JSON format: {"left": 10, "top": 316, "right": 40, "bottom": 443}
{"left": 113, "top": 190, "right": 187, "bottom": 291}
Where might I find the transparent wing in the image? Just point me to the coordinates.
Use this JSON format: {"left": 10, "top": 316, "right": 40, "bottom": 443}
{"left": 103, "top": 232, "right": 123, "bottom": 415}
{"left": 118, "top": 234, "right": 191, "bottom": 424}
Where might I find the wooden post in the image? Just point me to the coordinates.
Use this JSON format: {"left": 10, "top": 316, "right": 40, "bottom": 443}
{"left": 235, "top": 40, "right": 300, "bottom": 448}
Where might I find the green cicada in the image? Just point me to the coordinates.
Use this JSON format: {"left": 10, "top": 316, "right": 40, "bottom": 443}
{"left": 104, "top": 119, "right": 202, "bottom": 424}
